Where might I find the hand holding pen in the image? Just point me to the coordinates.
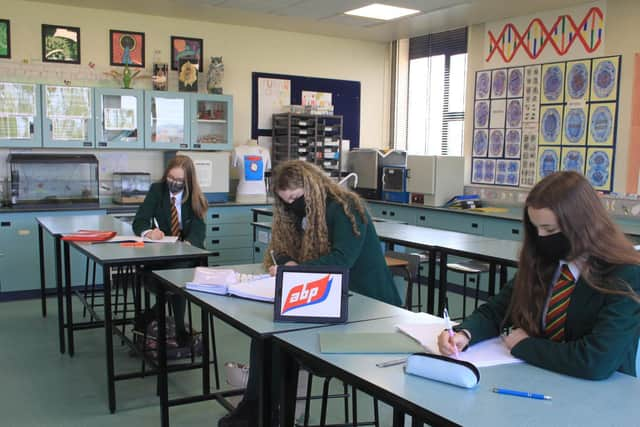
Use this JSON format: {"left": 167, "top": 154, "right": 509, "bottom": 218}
{"left": 147, "top": 217, "right": 165, "bottom": 240}
{"left": 443, "top": 308, "right": 459, "bottom": 358}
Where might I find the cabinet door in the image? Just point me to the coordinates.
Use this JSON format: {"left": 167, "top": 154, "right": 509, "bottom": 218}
{"left": 42, "top": 85, "right": 95, "bottom": 148}
{"left": 94, "top": 88, "right": 144, "bottom": 149}
{"left": 427, "top": 211, "right": 485, "bottom": 235}
{"left": 483, "top": 218, "right": 523, "bottom": 240}
{"left": 144, "top": 90, "right": 190, "bottom": 150}
{"left": 190, "top": 93, "right": 233, "bottom": 151}
{"left": 0, "top": 82, "right": 42, "bottom": 148}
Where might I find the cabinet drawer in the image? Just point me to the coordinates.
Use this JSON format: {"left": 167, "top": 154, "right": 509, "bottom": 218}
{"left": 207, "top": 206, "right": 255, "bottom": 224}
{"left": 483, "top": 218, "right": 523, "bottom": 241}
{"left": 253, "top": 243, "right": 269, "bottom": 263}
{"left": 204, "top": 235, "right": 252, "bottom": 250}
{"left": 428, "top": 212, "right": 484, "bottom": 235}
{"left": 207, "top": 222, "right": 252, "bottom": 237}
{"left": 207, "top": 247, "right": 254, "bottom": 264}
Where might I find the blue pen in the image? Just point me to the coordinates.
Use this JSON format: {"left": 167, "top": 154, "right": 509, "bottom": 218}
{"left": 493, "top": 387, "right": 552, "bottom": 400}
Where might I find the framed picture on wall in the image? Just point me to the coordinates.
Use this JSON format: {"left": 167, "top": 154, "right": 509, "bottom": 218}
{"left": 109, "top": 29, "right": 145, "bottom": 67}
{"left": 170, "top": 36, "right": 203, "bottom": 71}
{"left": 0, "top": 19, "right": 10, "bottom": 59}
{"left": 42, "top": 24, "right": 81, "bottom": 64}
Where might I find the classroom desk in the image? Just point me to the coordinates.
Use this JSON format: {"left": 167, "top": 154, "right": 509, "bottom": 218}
{"left": 276, "top": 315, "right": 640, "bottom": 427}
{"left": 149, "top": 266, "right": 409, "bottom": 427}
{"left": 373, "top": 222, "right": 520, "bottom": 315}
{"left": 69, "top": 239, "right": 212, "bottom": 413}
{"left": 36, "top": 214, "right": 131, "bottom": 353}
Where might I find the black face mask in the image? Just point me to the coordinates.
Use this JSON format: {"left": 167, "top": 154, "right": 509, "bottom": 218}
{"left": 167, "top": 179, "right": 185, "bottom": 194}
{"left": 286, "top": 195, "right": 306, "bottom": 217}
{"left": 535, "top": 232, "right": 571, "bottom": 262}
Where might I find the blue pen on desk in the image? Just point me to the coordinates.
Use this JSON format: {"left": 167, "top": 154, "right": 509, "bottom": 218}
{"left": 493, "top": 387, "right": 552, "bottom": 401}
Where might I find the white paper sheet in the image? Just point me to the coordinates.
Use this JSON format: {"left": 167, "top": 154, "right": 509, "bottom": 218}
{"left": 396, "top": 316, "right": 522, "bottom": 368}
{"left": 258, "top": 77, "right": 290, "bottom": 130}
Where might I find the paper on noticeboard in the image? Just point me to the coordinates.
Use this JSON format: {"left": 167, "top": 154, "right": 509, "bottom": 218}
{"left": 258, "top": 77, "right": 290, "bottom": 130}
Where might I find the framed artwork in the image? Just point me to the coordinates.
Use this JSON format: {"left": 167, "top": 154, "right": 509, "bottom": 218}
{"left": 152, "top": 63, "right": 168, "bottom": 91}
{"left": 42, "top": 24, "right": 80, "bottom": 64}
{"left": 171, "top": 36, "right": 203, "bottom": 71}
{"left": 178, "top": 57, "right": 198, "bottom": 92}
{"left": 0, "top": 19, "right": 10, "bottom": 59}
{"left": 109, "top": 29, "right": 145, "bottom": 67}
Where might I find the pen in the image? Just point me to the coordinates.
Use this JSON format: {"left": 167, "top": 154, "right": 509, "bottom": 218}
{"left": 376, "top": 357, "right": 407, "bottom": 368}
{"left": 443, "top": 307, "right": 459, "bottom": 358}
{"left": 153, "top": 217, "right": 159, "bottom": 229}
{"left": 270, "top": 249, "right": 278, "bottom": 266}
{"left": 493, "top": 387, "right": 552, "bottom": 400}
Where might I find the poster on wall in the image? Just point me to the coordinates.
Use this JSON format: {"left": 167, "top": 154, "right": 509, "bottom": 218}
{"left": 472, "top": 54, "right": 620, "bottom": 192}
{"left": 484, "top": 1, "right": 606, "bottom": 67}
{"left": 257, "top": 77, "right": 290, "bottom": 130}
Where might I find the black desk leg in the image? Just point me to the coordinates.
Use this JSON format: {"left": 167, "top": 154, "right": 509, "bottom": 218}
{"left": 437, "top": 252, "right": 449, "bottom": 316}
{"left": 427, "top": 250, "right": 436, "bottom": 315}
{"left": 278, "top": 345, "right": 298, "bottom": 427}
{"left": 256, "top": 337, "right": 273, "bottom": 427}
{"left": 104, "top": 266, "right": 116, "bottom": 413}
{"left": 55, "top": 237, "right": 65, "bottom": 354}
{"left": 488, "top": 263, "right": 497, "bottom": 298}
{"left": 38, "top": 225, "right": 47, "bottom": 317}
{"left": 64, "top": 242, "right": 74, "bottom": 357}
{"left": 499, "top": 264, "right": 508, "bottom": 290}
{"left": 158, "top": 282, "right": 169, "bottom": 427}
{"left": 392, "top": 408, "right": 404, "bottom": 427}
{"left": 201, "top": 306, "right": 210, "bottom": 395}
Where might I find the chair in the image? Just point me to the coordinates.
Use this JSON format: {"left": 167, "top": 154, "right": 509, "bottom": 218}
{"left": 445, "top": 259, "right": 490, "bottom": 320}
{"left": 385, "top": 251, "right": 422, "bottom": 311}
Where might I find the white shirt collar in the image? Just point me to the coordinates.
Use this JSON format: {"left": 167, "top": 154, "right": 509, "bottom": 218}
{"left": 554, "top": 259, "right": 581, "bottom": 283}
{"left": 170, "top": 190, "right": 183, "bottom": 205}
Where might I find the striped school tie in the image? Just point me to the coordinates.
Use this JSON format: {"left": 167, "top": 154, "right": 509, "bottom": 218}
{"left": 170, "top": 196, "right": 181, "bottom": 237}
{"left": 544, "top": 264, "right": 576, "bottom": 342}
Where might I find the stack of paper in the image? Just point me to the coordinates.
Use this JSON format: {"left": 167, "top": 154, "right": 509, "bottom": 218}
{"left": 185, "top": 267, "right": 275, "bottom": 302}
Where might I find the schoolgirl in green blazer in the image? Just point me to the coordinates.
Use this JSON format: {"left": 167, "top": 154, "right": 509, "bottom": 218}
{"left": 439, "top": 171, "right": 640, "bottom": 380}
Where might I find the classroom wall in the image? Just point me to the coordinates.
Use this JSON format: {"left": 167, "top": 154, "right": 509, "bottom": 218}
{"left": 0, "top": 0, "right": 391, "bottom": 167}
{"left": 464, "top": 0, "right": 640, "bottom": 194}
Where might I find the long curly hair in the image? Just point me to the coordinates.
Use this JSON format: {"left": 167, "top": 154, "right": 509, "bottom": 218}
{"left": 265, "top": 160, "right": 368, "bottom": 267}
{"left": 506, "top": 171, "right": 640, "bottom": 336}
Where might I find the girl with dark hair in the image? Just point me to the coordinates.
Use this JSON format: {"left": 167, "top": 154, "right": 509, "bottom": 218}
{"left": 132, "top": 154, "right": 208, "bottom": 345}
{"left": 438, "top": 171, "right": 640, "bottom": 380}
{"left": 218, "top": 160, "right": 401, "bottom": 427}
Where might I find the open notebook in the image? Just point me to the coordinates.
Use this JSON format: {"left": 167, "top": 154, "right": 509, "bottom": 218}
{"left": 396, "top": 313, "right": 522, "bottom": 368}
{"left": 103, "top": 235, "right": 179, "bottom": 244}
{"left": 185, "top": 267, "right": 275, "bottom": 302}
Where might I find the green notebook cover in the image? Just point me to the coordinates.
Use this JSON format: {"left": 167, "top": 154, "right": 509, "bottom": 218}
{"left": 319, "top": 332, "right": 424, "bottom": 354}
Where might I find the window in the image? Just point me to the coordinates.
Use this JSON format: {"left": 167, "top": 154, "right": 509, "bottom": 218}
{"left": 394, "top": 28, "right": 468, "bottom": 156}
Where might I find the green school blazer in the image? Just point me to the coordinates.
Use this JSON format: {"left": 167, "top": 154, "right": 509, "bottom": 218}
{"left": 132, "top": 182, "right": 206, "bottom": 249}
{"left": 458, "top": 264, "right": 640, "bottom": 380}
{"left": 304, "top": 198, "right": 402, "bottom": 307}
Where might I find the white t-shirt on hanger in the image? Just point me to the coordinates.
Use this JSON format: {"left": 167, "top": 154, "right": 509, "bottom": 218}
{"left": 233, "top": 143, "right": 271, "bottom": 196}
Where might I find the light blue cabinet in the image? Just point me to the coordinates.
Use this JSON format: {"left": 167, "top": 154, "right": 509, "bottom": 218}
{"left": 0, "top": 82, "right": 42, "bottom": 148}
{"left": 483, "top": 218, "right": 523, "bottom": 241}
{"left": 206, "top": 205, "right": 269, "bottom": 266}
{"left": 144, "top": 90, "right": 190, "bottom": 150}
{"left": 190, "top": 93, "right": 233, "bottom": 151}
{"left": 366, "top": 203, "right": 415, "bottom": 224}
{"left": 94, "top": 88, "right": 144, "bottom": 149}
{"left": 42, "top": 85, "right": 95, "bottom": 148}
{"left": 0, "top": 210, "right": 105, "bottom": 294}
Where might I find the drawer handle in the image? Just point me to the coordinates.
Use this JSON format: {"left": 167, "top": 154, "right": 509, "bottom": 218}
{"left": 419, "top": 216, "right": 426, "bottom": 221}
{"left": 211, "top": 239, "right": 220, "bottom": 244}
{"left": 1, "top": 221, "right": 10, "bottom": 227}
{"left": 211, "top": 213, "right": 220, "bottom": 219}
{"left": 382, "top": 210, "right": 387, "bottom": 215}
{"left": 471, "top": 223, "right": 478, "bottom": 228}
{"left": 211, "top": 226, "right": 220, "bottom": 231}
{"left": 390, "top": 212, "right": 395, "bottom": 217}
{"left": 512, "top": 229, "right": 520, "bottom": 235}
{"left": 255, "top": 247, "right": 261, "bottom": 253}
{"left": 210, "top": 252, "right": 220, "bottom": 257}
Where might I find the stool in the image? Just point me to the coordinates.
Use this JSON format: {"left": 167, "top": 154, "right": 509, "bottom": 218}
{"left": 445, "top": 260, "right": 490, "bottom": 320}
{"left": 385, "top": 252, "right": 421, "bottom": 311}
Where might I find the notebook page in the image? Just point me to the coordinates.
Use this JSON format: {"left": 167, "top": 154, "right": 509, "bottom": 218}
{"left": 228, "top": 276, "right": 276, "bottom": 302}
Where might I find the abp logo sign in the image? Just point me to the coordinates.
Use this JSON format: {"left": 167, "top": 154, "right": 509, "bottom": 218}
{"left": 281, "top": 274, "right": 332, "bottom": 313}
